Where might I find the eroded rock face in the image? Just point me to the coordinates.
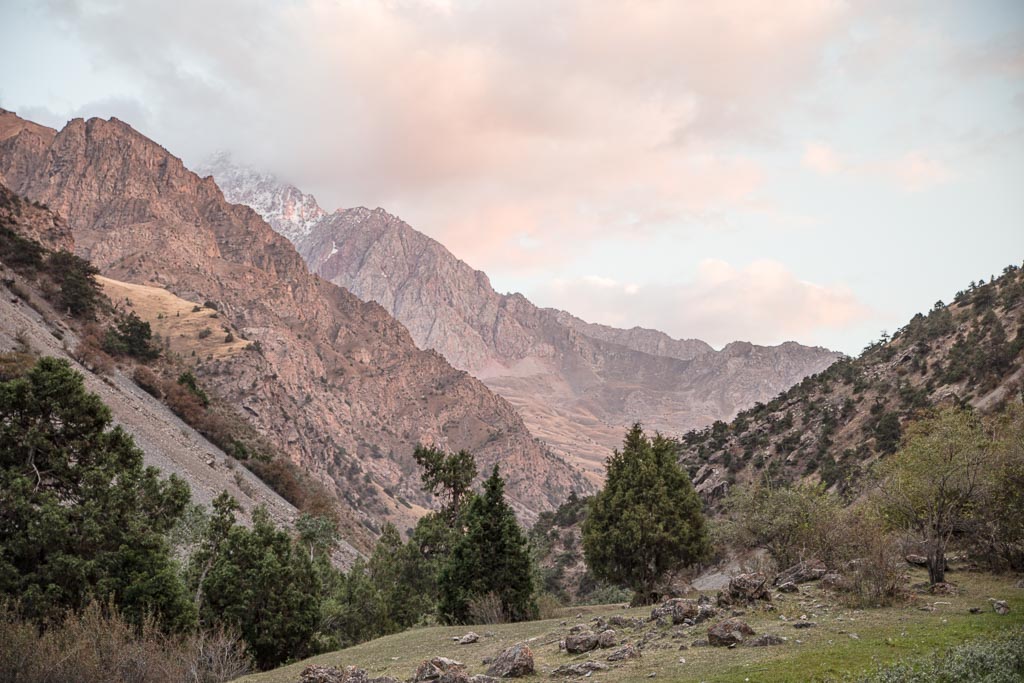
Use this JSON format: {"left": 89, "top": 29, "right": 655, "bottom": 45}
{"left": 0, "top": 110, "right": 591, "bottom": 536}
{"left": 485, "top": 643, "right": 534, "bottom": 678}
{"left": 707, "top": 618, "right": 756, "bottom": 647}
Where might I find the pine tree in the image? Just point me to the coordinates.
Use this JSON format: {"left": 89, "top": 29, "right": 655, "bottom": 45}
{"left": 582, "top": 424, "right": 710, "bottom": 605}
{"left": 439, "top": 465, "right": 537, "bottom": 623}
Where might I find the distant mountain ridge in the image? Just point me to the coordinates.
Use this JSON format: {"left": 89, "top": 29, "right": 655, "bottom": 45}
{"left": 202, "top": 156, "right": 841, "bottom": 476}
{"left": 0, "top": 110, "right": 591, "bottom": 536}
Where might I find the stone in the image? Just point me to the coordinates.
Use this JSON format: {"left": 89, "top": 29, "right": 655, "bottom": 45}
{"left": 993, "top": 600, "right": 1011, "bottom": 615}
{"left": 746, "top": 634, "right": 785, "bottom": 647}
{"left": 485, "top": 643, "right": 534, "bottom": 678}
{"left": 707, "top": 618, "right": 756, "bottom": 646}
{"left": 564, "top": 631, "right": 600, "bottom": 653}
{"left": 606, "top": 644, "right": 641, "bottom": 661}
{"left": 928, "top": 582, "right": 957, "bottom": 596}
{"left": 970, "top": 607, "right": 982, "bottom": 614}
{"left": 298, "top": 666, "right": 392, "bottom": 683}
{"left": 717, "top": 573, "right": 771, "bottom": 607}
{"left": 597, "top": 629, "right": 617, "bottom": 648}
{"left": 414, "top": 657, "right": 466, "bottom": 682}
{"left": 550, "top": 661, "right": 609, "bottom": 677}
{"left": 775, "top": 560, "right": 827, "bottom": 585}
{"left": 792, "top": 621, "right": 817, "bottom": 629}
{"left": 469, "top": 678, "right": 500, "bottom": 683}
{"left": 777, "top": 582, "right": 799, "bottom": 594}
{"left": 458, "top": 632, "right": 480, "bottom": 645}
{"left": 905, "top": 554, "right": 928, "bottom": 566}
{"left": 819, "top": 572, "right": 843, "bottom": 589}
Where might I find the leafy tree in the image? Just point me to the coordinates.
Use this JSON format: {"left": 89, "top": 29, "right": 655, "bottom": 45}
{"left": 439, "top": 465, "right": 537, "bottom": 623}
{"left": 0, "top": 357, "right": 193, "bottom": 630}
{"left": 583, "top": 424, "right": 710, "bottom": 604}
{"left": 877, "top": 407, "right": 990, "bottom": 584}
{"left": 192, "top": 501, "right": 320, "bottom": 669}
{"left": 368, "top": 522, "right": 432, "bottom": 629}
{"left": 413, "top": 445, "right": 477, "bottom": 520}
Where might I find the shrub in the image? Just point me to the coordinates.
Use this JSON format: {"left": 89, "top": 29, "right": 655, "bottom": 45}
{"left": 0, "top": 601, "right": 250, "bottom": 683}
{"left": 104, "top": 311, "right": 160, "bottom": 360}
{"left": 466, "top": 592, "right": 506, "bottom": 625}
{"left": 224, "top": 332, "right": 234, "bottom": 343}
{"left": 132, "top": 365, "right": 163, "bottom": 398}
{"left": 198, "top": 327, "right": 213, "bottom": 340}
{"left": 45, "top": 250, "right": 102, "bottom": 318}
{"left": 851, "top": 630, "right": 1024, "bottom": 682}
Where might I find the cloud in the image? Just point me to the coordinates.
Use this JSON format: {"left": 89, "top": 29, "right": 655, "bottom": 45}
{"left": 33, "top": 0, "right": 850, "bottom": 270}
{"left": 532, "top": 259, "right": 873, "bottom": 348}
{"left": 802, "top": 142, "right": 953, "bottom": 191}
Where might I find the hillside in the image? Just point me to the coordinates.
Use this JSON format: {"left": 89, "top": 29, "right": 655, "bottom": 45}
{"left": 679, "top": 264, "right": 1024, "bottom": 503}
{"left": 239, "top": 570, "right": 1023, "bottom": 683}
{"left": 202, "top": 156, "right": 840, "bottom": 477}
{"left": 0, "top": 185, "right": 350, "bottom": 555}
{"left": 0, "top": 109, "right": 592, "bottom": 536}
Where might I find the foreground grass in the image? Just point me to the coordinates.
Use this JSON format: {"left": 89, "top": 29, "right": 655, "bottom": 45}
{"left": 240, "top": 571, "right": 1023, "bottom": 683}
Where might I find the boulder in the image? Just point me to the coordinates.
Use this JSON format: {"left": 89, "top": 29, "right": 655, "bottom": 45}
{"left": 298, "top": 666, "right": 378, "bottom": 683}
{"left": 597, "top": 629, "right": 617, "bottom": 648}
{"left": 651, "top": 597, "right": 717, "bottom": 624}
{"left": 469, "top": 677, "right": 499, "bottom": 683}
{"left": 775, "top": 560, "right": 827, "bottom": 586}
{"left": 606, "top": 644, "right": 641, "bottom": 661}
{"left": 792, "top": 621, "right": 817, "bottom": 629}
{"left": 564, "top": 631, "right": 599, "bottom": 653}
{"left": 928, "top": 582, "right": 957, "bottom": 596}
{"left": 717, "top": 573, "right": 771, "bottom": 607}
{"left": 905, "top": 554, "right": 928, "bottom": 567}
{"left": 992, "top": 600, "right": 1011, "bottom": 615}
{"left": 777, "top": 581, "right": 799, "bottom": 594}
{"left": 551, "top": 661, "right": 609, "bottom": 677}
{"left": 819, "top": 572, "right": 843, "bottom": 589}
{"left": 746, "top": 634, "right": 785, "bottom": 647}
{"left": 457, "top": 632, "right": 480, "bottom": 645}
{"left": 414, "top": 657, "right": 466, "bottom": 682}
{"left": 707, "top": 618, "right": 755, "bottom": 646}
{"left": 485, "top": 643, "right": 534, "bottom": 678}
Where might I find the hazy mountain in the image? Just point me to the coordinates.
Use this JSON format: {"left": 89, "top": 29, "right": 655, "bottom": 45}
{"left": 0, "top": 109, "right": 592, "bottom": 534}
{"left": 204, "top": 157, "right": 841, "bottom": 478}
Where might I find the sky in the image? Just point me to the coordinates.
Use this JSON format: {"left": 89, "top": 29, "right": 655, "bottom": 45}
{"left": 1, "top": 0, "right": 1022, "bottom": 354}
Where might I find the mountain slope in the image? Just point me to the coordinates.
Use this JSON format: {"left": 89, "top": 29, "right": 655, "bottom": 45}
{"left": 203, "top": 158, "right": 841, "bottom": 476}
{"left": 678, "top": 265, "right": 1024, "bottom": 503}
{"left": 0, "top": 110, "right": 591, "bottom": 534}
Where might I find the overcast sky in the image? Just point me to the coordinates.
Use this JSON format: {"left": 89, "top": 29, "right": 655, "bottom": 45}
{"left": 2, "top": 0, "right": 1022, "bottom": 354}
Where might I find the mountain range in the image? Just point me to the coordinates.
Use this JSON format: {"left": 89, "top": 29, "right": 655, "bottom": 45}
{"left": 202, "top": 154, "right": 841, "bottom": 478}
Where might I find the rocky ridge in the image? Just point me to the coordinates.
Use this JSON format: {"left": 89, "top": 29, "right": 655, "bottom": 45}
{"left": 203, "top": 157, "right": 841, "bottom": 476}
{"left": 0, "top": 109, "right": 592, "bottom": 534}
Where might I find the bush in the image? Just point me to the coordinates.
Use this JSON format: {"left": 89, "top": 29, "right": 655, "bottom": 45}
{"left": 45, "top": 250, "right": 102, "bottom": 318}
{"left": 466, "top": 592, "right": 506, "bottom": 625}
{"left": 104, "top": 311, "right": 160, "bottom": 360}
{"left": 198, "top": 327, "right": 213, "bottom": 340}
{"left": 830, "top": 506, "right": 907, "bottom": 607}
{"left": 0, "top": 600, "right": 250, "bottom": 683}
{"left": 851, "top": 630, "right": 1024, "bottom": 682}
{"left": 132, "top": 365, "right": 163, "bottom": 398}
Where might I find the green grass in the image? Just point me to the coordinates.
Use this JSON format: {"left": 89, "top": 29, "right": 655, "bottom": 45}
{"left": 239, "top": 571, "right": 1024, "bottom": 683}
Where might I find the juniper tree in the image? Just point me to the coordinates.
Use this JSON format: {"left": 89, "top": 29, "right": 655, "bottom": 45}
{"left": 583, "top": 424, "right": 710, "bottom": 605}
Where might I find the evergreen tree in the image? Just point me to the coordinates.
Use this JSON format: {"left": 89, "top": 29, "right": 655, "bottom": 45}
{"left": 0, "top": 357, "right": 193, "bottom": 629}
{"left": 193, "top": 502, "right": 320, "bottom": 669}
{"left": 439, "top": 465, "right": 537, "bottom": 623}
{"left": 582, "top": 424, "right": 710, "bottom": 605}
{"left": 368, "top": 522, "right": 432, "bottom": 629}
{"left": 413, "top": 445, "right": 477, "bottom": 520}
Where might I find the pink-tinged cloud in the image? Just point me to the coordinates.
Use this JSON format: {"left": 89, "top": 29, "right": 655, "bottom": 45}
{"left": 802, "top": 142, "right": 953, "bottom": 191}
{"left": 533, "top": 259, "right": 873, "bottom": 348}
{"left": 39, "top": 0, "right": 850, "bottom": 271}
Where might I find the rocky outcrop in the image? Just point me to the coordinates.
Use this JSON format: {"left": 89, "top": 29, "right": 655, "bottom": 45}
{"left": 717, "top": 574, "right": 771, "bottom": 607}
{"left": 205, "top": 158, "right": 841, "bottom": 476}
{"left": 0, "top": 110, "right": 592, "bottom": 535}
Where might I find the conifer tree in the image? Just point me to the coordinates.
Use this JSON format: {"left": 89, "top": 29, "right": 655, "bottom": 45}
{"left": 439, "top": 465, "right": 537, "bottom": 623}
{"left": 583, "top": 423, "right": 710, "bottom": 604}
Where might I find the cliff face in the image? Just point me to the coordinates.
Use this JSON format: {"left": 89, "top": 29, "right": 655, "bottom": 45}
{"left": 0, "top": 110, "right": 592, "bottom": 532}
{"left": 205, "top": 160, "right": 841, "bottom": 478}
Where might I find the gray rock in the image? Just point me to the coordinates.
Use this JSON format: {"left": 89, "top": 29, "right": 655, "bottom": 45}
{"left": 606, "top": 644, "right": 641, "bottom": 661}
{"left": 597, "top": 629, "right": 617, "bottom": 648}
{"left": 775, "top": 560, "right": 827, "bottom": 586}
{"left": 746, "top": 634, "right": 785, "bottom": 647}
{"left": 993, "top": 600, "right": 1011, "bottom": 615}
{"left": 777, "top": 581, "right": 799, "bottom": 594}
{"left": 707, "top": 618, "right": 756, "bottom": 646}
{"left": 414, "top": 657, "right": 466, "bottom": 682}
{"left": 716, "top": 573, "right": 771, "bottom": 607}
{"left": 551, "top": 661, "right": 609, "bottom": 677}
{"left": 565, "top": 631, "right": 599, "bottom": 654}
{"left": 458, "top": 632, "right": 480, "bottom": 644}
{"left": 792, "top": 621, "right": 817, "bottom": 629}
{"left": 485, "top": 643, "right": 534, "bottom": 678}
